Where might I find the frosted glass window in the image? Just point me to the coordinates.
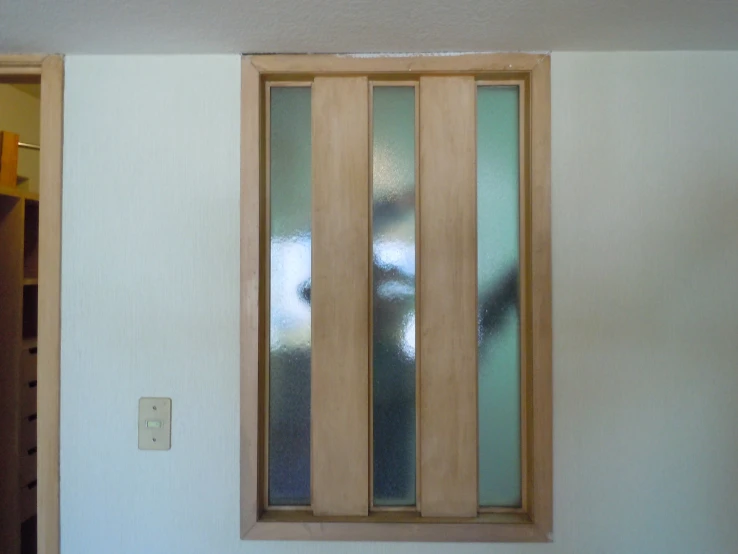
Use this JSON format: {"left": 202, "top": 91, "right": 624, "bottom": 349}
{"left": 477, "top": 86, "right": 521, "bottom": 507}
{"left": 268, "top": 87, "right": 312, "bottom": 506}
{"left": 372, "top": 87, "right": 416, "bottom": 506}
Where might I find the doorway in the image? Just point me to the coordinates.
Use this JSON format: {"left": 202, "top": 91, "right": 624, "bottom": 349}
{"left": 0, "top": 56, "right": 62, "bottom": 554}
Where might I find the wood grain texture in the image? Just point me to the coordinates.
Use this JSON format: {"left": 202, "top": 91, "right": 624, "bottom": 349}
{"left": 37, "top": 54, "right": 64, "bottom": 554}
{"left": 240, "top": 57, "right": 262, "bottom": 537}
{"left": 252, "top": 54, "right": 546, "bottom": 75}
{"left": 366, "top": 82, "right": 375, "bottom": 510}
{"left": 516, "top": 78, "right": 531, "bottom": 513}
{"left": 259, "top": 509, "right": 526, "bottom": 524}
{"left": 260, "top": 82, "right": 271, "bottom": 510}
{"left": 311, "top": 76, "right": 370, "bottom": 517}
{"left": 0, "top": 131, "right": 20, "bottom": 188}
{"left": 0, "top": 195, "right": 24, "bottom": 554}
{"left": 418, "top": 76, "right": 478, "bottom": 518}
{"left": 528, "top": 56, "right": 552, "bottom": 537}
{"left": 240, "top": 55, "right": 553, "bottom": 541}
{"left": 0, "top": 56, "right": 44, "bottom": 73}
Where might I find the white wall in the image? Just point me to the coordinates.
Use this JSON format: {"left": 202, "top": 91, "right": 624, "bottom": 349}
{"left": 61, "top": 53, "right": 738, "bottom": 554}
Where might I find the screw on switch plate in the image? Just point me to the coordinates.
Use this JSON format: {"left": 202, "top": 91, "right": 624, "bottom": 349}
{"left": 138, "top": 397, "right": 171, "bottom": 451}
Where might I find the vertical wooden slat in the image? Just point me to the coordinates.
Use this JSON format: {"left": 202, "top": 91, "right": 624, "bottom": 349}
{"left": 508, "top": 78, "right": 530, "bottom": 515}
{"left": 38, "top": 54, "right": 63, "bottom": 554}
{"left": 528, "top": 57, "right": 553, "bottom": 537}
{"left": 261, "top": 82, "right": 271, "bottom": 511}
{"left": 240, "top": 57, "right": 262, "bottom": 537}
{"left": 418, "top": 76, "right": 478, "bottom": 518}
{"left": 367, "top": 83, "right": 374, "bottom": 510}
{"left": 311, "top": 76, "right": 370, "bottom": 517}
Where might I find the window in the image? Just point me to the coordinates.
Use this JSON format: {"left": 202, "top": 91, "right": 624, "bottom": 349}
{"left": 241, "top": 54, "right": 551, "bottom": 542}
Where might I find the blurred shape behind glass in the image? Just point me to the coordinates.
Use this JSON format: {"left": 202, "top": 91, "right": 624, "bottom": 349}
{"left": 372, "top": 87, "right": 417, "bottom": 506}
{"left": 477, "top": 86, "right": 521, "bottom": 507}
{"left": 268, "top": 87, "right": 312, "bottom": 506}
{"left": 267, "top": 84, "right": 522, "bottom": 509}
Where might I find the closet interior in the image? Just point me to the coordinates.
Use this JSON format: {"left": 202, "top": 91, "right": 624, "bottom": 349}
{"left": 0, "top": 82, "right": 41, "bottom": 554}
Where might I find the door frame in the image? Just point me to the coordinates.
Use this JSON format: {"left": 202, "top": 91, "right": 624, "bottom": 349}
{"left": 0, "top": 55, "right": 63, "bottom": 554}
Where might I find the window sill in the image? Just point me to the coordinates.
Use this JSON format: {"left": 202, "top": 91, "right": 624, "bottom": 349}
{"left": 243, "top": 510, "right": 551, "bottom": 542}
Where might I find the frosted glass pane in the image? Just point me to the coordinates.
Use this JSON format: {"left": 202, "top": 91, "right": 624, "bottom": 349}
{"left": 477, "top": 86, "right": 522, "bottom": 507}
{"left": 268, "top": 87, "right": 311, "bottom": 506}
{"left": 372, "top": 87, "right": 416, "bottom": 506}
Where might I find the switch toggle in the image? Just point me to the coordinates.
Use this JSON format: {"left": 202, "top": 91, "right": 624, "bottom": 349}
{"left": 138, "top": 397, "right": 171, "bottom": 450}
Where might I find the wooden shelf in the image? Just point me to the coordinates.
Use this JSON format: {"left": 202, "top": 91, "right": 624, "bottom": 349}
{"left": 0, "top": 186, "right": 39, "bottom": 202}
{"left": 23, "top": 278, "right": 38, "bottom": 286}
{"left": 21, "top": 338, "right": 37, "bottom": 352}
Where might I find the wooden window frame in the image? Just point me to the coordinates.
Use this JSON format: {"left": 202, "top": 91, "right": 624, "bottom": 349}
{"left": 0, "top": 55, "right": 64, "bottom": 554}
{"left": 240, "top": 53, "right": 551, "bottom": 542}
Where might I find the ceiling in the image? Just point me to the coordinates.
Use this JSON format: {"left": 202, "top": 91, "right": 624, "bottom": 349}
{"left": 2, "top": 0, "right": 738, "bottom": 54}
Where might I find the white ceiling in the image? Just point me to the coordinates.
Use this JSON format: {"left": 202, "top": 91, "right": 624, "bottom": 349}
{"left": 2, "top": 0, "right": 738, "bottom": 54}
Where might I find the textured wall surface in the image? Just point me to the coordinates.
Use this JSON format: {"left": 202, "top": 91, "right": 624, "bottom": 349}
{"left": 60, "top": 56, "right": 242, "bottom": 553}
{"left": 5, "top": 1, "right": 738, "bottom": 53}
{"left": 61, "top": 53, "right": 738, "bottom": 554}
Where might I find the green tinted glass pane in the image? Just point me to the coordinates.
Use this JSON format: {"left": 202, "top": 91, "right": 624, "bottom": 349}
{"left": 477, "top": 86, "right": 521, "bottom": 507}
{"left": 372, "top": 87, "right": 416, "bottom": 506}
{"left": 268, "top": 87, "right": 311, "bottom": 506}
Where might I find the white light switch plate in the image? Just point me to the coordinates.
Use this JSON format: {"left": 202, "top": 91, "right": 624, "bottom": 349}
{"left": 138, "top": 397, "right": 171, "bottom": 450}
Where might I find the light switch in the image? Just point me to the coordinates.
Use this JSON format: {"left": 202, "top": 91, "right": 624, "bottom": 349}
{"left": 138, "top": 397, "right": 171, "bottom": 450}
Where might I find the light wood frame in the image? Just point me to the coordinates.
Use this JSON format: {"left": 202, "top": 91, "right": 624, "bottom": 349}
{"left": 241, "top": 53, "right": 551, "bottom": 542}
{"left": 0, "top": 55, "right": 64, "bottom": 554}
